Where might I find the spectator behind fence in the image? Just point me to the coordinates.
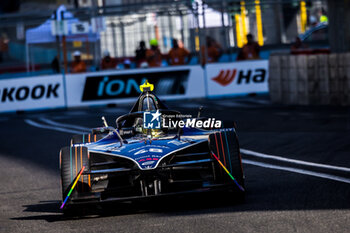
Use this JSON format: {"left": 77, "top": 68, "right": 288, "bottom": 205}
{"left": 0, "top": 33, "right": 9, "bottom": 63}
{"left": 237, "top": 34, "right": 260, "bottom": 61}
{"left": 318, "top": 8, "right": 328, "bottom": 24}
{"left": 51, "top": 55, "right": 60, "bottom": 73}
{"left": 146, "top": 39, "right": 162, "bottom": 67}
{"left": 124, "top": 59, "right": 131, "bottom": 69}
{"left": 71, "top": 51, "right": 87, "bottom": 73}
{"left": 167, "top": 39, "right": 191, "bottom": 66}
{"left": 309, "top": 15, "right": 318, "bottom": 27}
{"left": 135, "top": 41, "right": 147, "bottom": 67}
{"left": 201, "top": 36, "right": 222, "bottom": 65}
{"left": 101, "top": 50, "right": 117, "bottom": 70}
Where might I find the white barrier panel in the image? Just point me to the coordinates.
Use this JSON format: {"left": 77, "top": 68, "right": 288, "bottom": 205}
{"left": 205, "top": 60, "right": 269, "bottom": 97}
{"left": 65, "top": 65, "right": 205, "bottom": 107}
{"left": 0, "top": 75, "right": 65, "bottom": 113}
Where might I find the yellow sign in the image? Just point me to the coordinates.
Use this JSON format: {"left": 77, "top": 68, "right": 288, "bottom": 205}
{"left": 255, "top": 0, "right": 264, "bottom": 46}
{"left": 73, "top": 41, "right": 82, "bottom": 48}
{"left": 235, "top": 14, "right": 243, "bottom": 48}
{"left": 240, "top": 1, "right": 247, "bottom": 45}
{"left": 139, "top": 80, "right": 154, "bottom": 92}
{"left": 300, "top": 1, "right": 307, "bottom": 33}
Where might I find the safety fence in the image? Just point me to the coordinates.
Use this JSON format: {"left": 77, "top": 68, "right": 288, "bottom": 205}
{"left": 0, "top": 0, "right": 328, "bottom": 78}
{"left": 0, "top": 60, "right": 268, "bottom": 113}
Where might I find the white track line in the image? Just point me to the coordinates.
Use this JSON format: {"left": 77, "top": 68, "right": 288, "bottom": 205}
{"left": 241, "top": 148, "right": 350, "bottom": 173}
{"left": 25, "top": 119, "right": 83, "bottom": 134}
{"left": 40, "top": 118, "right": 90, "bottom": 132}
{"left": 243, "top": 159, "right": 350, "bottom": 184}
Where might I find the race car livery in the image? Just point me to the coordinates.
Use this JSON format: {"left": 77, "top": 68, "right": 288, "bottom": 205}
{"left": 59, "top": 81, "right": 245, "bottom": 213}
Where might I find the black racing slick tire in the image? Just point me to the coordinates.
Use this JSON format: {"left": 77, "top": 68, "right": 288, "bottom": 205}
{"left": 59, "top": 146, "right": 90, "bottom": 201}
{"left": 209, "top": 129, "right": 245, "bottom": 192}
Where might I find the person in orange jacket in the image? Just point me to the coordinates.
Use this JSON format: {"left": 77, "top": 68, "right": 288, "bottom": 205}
{"left": 71, "top": 51, "right": 87, "bottom": 73}
{"left": 146, "top": 39, "right": 162, "bottom": 67}
{"left": 237, "top": 34, "right": 260, "bottom": 61}
{"left": 201, "top": 36, "right": 222, "bottom": 65}
{"left": 101, "top": 50, "right": 117, "bottom": 70}
{"left": 167, "top": 39, "right": 191, "bottom": 66}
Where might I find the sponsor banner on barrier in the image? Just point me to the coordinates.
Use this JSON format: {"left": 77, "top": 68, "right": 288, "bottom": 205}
{"left": 65, "top": 65, "right": 205, "bottom": 107}
{"left": 206, "top": 60, "right": 268, "bottom": 97}
{"left": 0, "top": 75, "right": 65, "bottom": 112}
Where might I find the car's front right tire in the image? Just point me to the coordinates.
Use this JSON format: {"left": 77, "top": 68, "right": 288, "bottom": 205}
{"left": 59, "top": 146, "right": 91, "bottom": 208}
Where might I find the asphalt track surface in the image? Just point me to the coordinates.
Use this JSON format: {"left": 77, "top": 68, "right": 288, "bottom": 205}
{"left": 1, "top": 96, "right": 350, "bottom": 233}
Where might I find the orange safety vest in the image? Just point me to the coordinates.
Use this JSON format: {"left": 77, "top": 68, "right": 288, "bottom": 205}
{"left": 168, "top": 47, "right": 190, "bottom": 65}
{"left": 146, "top": 48, "right": 162, "bottom": 67}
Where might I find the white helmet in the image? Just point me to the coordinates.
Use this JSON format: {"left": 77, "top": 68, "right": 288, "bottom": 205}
{"left": 140, "top": 62, "right": 148, "bottom": 68}
{"left": 73, "top": 50, "right": 81, "bottom": 56}
{"left": 309, "top": 15, "right": 317, "bottom": 24}
{"left": 103, "top": 50, "right": 110, "bottom": 57}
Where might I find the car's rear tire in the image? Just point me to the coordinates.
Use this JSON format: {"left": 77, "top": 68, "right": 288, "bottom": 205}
{"left": 59, "top": 146, "right": 91, "bottom": 202}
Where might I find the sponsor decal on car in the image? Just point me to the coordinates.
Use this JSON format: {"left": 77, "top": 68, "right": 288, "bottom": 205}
{"left": 167, "top": 140, "right": 187, "bottom": 146}
{"left": 134, "top": 149, "right": 148, "bottom": 155}
{"left": 128, "top": 145, "right": 169, "bottom": 153}
{"left": 149, "top": 148, "right": 163, "bottom": 153}
{"left": 141, "top": 160, "right": 156, "bottom": 166}
{"left": 134, "top": 148, "right": 163, "bottom": 155}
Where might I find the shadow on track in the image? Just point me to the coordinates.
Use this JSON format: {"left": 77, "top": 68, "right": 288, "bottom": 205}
{"left": 10, "top": 167, "right": 350, "bottom": 223}
{"left": 11, "top": 192, "right": 245, "bottom": 222}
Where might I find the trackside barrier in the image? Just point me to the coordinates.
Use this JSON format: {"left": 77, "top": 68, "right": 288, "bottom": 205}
{"left": 269, "top": 53, "right": 350, "bottom": 105}
{"left": 205, "top": 60, "right": 269, "bottom": 98}
{"left": 0, "top": 61, "right": 270, "bottom": 113}
{"left": 0, "top": 75, "right": 65, "bottom": 113}
{"left": 64, "top": 65, "right": 205, "bottom": 108}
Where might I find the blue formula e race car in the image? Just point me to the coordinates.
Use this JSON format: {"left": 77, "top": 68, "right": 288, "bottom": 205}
{"left": 59, "top": 81, "right": 245, "bottom": 213}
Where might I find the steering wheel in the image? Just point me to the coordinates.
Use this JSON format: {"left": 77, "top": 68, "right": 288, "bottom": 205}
{"left": 115, "top": 109, "right": 182, "bottom": 130}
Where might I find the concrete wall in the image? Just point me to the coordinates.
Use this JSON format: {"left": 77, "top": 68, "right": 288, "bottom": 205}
{"left": 269, "top": 53, "right": 350, "bottom": 105}
{"left": 327, "top": 0, "right": 350, "bottom": 53}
